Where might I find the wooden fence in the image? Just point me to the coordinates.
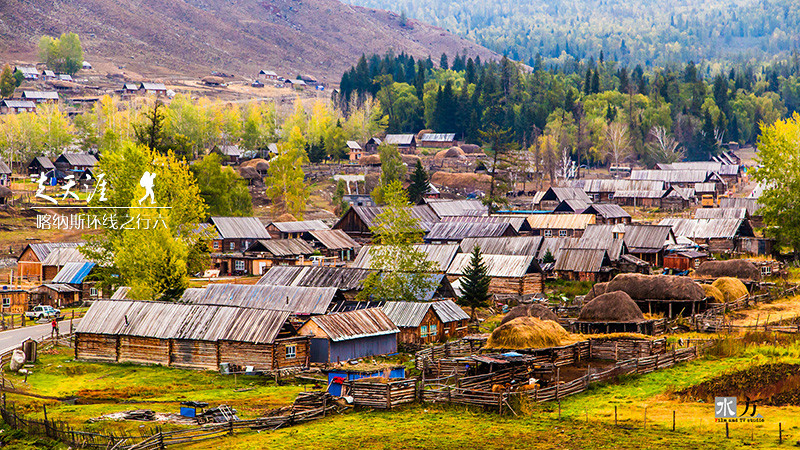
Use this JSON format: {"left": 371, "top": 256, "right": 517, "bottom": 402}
{"left": 343, "top": 379, "right": 417, "bottom": 410}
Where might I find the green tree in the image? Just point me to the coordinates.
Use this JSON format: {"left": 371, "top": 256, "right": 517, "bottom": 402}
{"left": 134, "top": 101, "right": 168, "bottom": 153}
{"left": 371, "top": 142, "right": 407, "bottom": 204}
{"left": 358, "top": 181, "right": 438, "bottom": 301}
{"left": 265, "top": 136, "right": 309, "bottom": 219}
{"left": 0, "top": 65, "right": 15, "bottom": 98}
{"left": 332, "top": 179, "right": 349, "bottom": 215}
{"left": 457, "top": 246, "right": 492, "bottom": 322}
{"left": 407, "top": 159, "right": 429, "bottom": 204}
{"left": 190, "top": 153, "right": 253, "bottom": 218}
{"left": 38, "top": 33, "right": 83, "bottom": 75}
{"left": 753, "top": 113, "right": 800, "bottom": 254}
{"left": 479, "top": 125, "right": 517, "bottom": 212}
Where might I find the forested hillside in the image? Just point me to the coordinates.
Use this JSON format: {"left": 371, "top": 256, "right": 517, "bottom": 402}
{"left": 344, "top": 0, "right": 800, "bottom": 68}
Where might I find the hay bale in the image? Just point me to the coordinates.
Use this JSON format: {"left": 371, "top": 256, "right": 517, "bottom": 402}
{"left": 485, "top": 317, "right": 568, "bottom": 349}
{"left": 238, "top": 166, "right": 261, "bottom": 180}
{"left": 241, "top": 158, "right": 269, "bottom": 173}
{"left": 429, "top": 172, "right": 492, "bottom": 191}
{"left": 0, "top": 186, "right": 11, "bottom": 198}
{"left": 606, "top": 273, "right": 704, "bottom": 301}
{"left": 460, "top": 144, "right": 483, "bottom": 154}
{"left": 696, "top": 260, "right": 761, "bottom": 281}
{"left": 401, "top": 154, "right": 421, "bottom": 166}
{"left": 584, "top": 282, "right": 608, "bottom": 302}
{"left": 434, "top": 146, "right": 466, "bottom": 160}
{"left": 702, "top": 284, "right": 725, "bottom": 303}
{"left": 711, "top": 277, "right": 749, "bottom": 302}
{"left": 275, "top": 213, "right": 297, "bottom": 222}
{"left": 578, "top": 291, "right": 645, "bottom": 322}
{"left": 499, "top": 303, "right": 558, "bottom": 325}
{"left": 359, "top": 154, "right": 381, "bottom": 166}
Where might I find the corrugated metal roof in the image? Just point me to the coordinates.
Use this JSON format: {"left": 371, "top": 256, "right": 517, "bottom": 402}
{"left": 57, "top": 152, "right": 97, "bottom": 166}
{"left": 346, "top": 141, "right": 361, "bottom": 150}
{"left": 140, "top": 82, "right": 167, "bottom": 91}
{"left": 554, "top": 198, "right": 591, "bottom": 213}
{"left": 459, "top": 236, "right": 542, "bottom": 256}
{"left": 24, "top": 242, "right": 82, "bottom": 261}
{"left": 579, "top": 179, "right": 664, "bottom": 193}
{"left": 426, "top": 222, "right": 517, "bottom": 241}
{"left": 1, "top": 100, "right": 35, "bottom": 109}
{"left": 630, "top": 169, "right": 709, "bottom": 184}
{"left": 22, "top": 91, "right": 59, "bottom": 100}
{"left": 432, "top": 299, "right": 470, "bottom": 322}
{"left": 425, "top": 199, "right": 488, "bottom": 217}
{"left": 536, "top": 237, "right": 580, "bottom": 260}
{"left": 526, "top": 214, "right": 595, "bottom": 230}
{"left": 420, "top": 133, "right": 456, "bottom": 142}
{"left": 553, "top": 248, "right": 609, "bottom": 273}
{"left": 41, "top": 247, "right": 89, "bottom": 266}
{"left": 583, "top": 203, "right": 630, "bottom": 219}
{"left": 351, "top": 244, "right": 459, "bottom": 272}
{"left": 384, "top": 134, "right": 415, "bottom": 145}
{"left": 247, "top": 239, "right": 315, "bottom": 257}
{"left": 381, "top": 299, "right": 468, "bottom": 327}
{"left": 30, "top": 156, "right": 55, "bottom": 170}
{"left": 719, "top": 197, "right": 762, "bottom": 215}
{"left": 210, "top": 216, "right": 270, "bottom": 239}
{"left": 575, "top": 225, "right": 625, "bottom": 261}
{"left": 269, "top": 220, "right": 329, "bottom": 233}
{"left": 658, "top": 218, "right": 753, "bottom": 239}
{"left": 306, "top": 229, "right": 359, "bottom": 250}
{"left": 447, "top": 254, "right": 540, "bottom": 277}
{"left": 52, "top": 262, "right": 95, "bottom": 284}
{"left": 440, "top": 215, "right": 527, "bottom": 231}
{"left": 257, "top": 266, "right": 372, "bottom": 291}
{"left": 188, "top": 283, "right": 338, "bottom": 315}
{"left": 622, "top": 224, "right": 675, "bottom": 251}
{"left": 694, "top": 208, "right": 748, "bottom": 220}
{"left": 306, "top": 308, "right": 398, "bottom": 341}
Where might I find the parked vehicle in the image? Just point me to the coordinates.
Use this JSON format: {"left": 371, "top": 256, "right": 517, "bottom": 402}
{"left": 25, "top": 305, "right": 61, "bottom": 320}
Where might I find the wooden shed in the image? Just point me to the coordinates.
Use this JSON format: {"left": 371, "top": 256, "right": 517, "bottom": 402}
{"left": 0, "top": 288, "right": 29, "bottom": 314}
{"left": 209, "top": 216, "right": 271, "bottom": 254}
{"left": 526, "top": 214, "right": 595, "bottom": 238}
{"left": 553, "top": 248, "right": 614, "bottom": 282}
{"left": 381, "top": 300, "right": 469, "bottom": 347}
{"left": 266, "top": 220, "right": 330, "bottom": 240}
{"left": 447, "top": 254, "right": 544, "bottom": 296}
{"left": 333, "top": 205, "right": 438, "bottom": 240}
{"left": 16, "top": 243, "right": 81, "bottom": 282}
{"left": 663, "top": 251, "right": 708, "bottom": 272}
{"left": 298, "top": 308, "right": 399, "bottom": 363}
{"left": 658, "top": 218, "right": 755, "bottom": 254}
{"left": 29, "top": 283, "right": 80, "bottom": 308}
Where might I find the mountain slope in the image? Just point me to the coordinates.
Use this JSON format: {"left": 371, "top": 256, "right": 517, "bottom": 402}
{"left": 0, "top": 0, "right": 498, "bottom": 80}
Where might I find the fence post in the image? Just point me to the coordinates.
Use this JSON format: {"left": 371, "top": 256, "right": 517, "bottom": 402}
{"left": 672, "top": 410, "right": 675, "bottom": 431}
{"left": 614, "top": 406, "right": 617, "bottom": 426}
{"left": 780, "top": 422, "right": 782, "bottom": 444}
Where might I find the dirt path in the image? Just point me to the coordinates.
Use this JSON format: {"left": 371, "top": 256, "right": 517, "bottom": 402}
{"left": 730, "top": 295, "right": 800, "bottom": 326}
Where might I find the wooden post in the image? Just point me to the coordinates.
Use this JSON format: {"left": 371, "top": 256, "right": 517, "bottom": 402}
{"left": 386, "top": 383, "right": 392, "bottom": 410}
{"left": 614, "top": 406, "right": 617, "bottom": 426}
{"left": 779, "top": 422, "right": 782, "bottom": 444}
{"left": 726, "top": 422, "right": 729, "bottom": 438}
{"left": 672, "top": 410, "right": 675, "bottom": 431}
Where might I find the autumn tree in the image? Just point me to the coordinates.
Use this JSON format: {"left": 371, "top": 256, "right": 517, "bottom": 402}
{"left": 190, "top": 153, "right": 253, "bottom": 218}
{"left": 0, "top": 65, "right": 15, "bottom": 98}
{"left": 38, "top": 33, "right": 83, "bottom": 75}
{"left": 265, "top": 128, "right": 309, "bottom": 219}
{"left": 371, "top": 142, "right": 407, "bottom": 204}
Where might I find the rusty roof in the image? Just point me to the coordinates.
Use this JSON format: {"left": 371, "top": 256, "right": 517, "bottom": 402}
{"left": 303, "top": 308, "right": 398, "bottom": 341}
{"left": 351, "top": 243, "right": 459, "bottom": 272}
{"left": 210, "top": 216, "right": 270, "bottom": 239}
{"left": 459, "top": 236, "right": 542, "bottom": 256}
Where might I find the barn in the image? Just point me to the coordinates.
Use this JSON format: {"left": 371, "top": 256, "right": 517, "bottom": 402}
{"left": 553, "top": 248, "right": 614, "bottom": 282}
{"left": 75, "top": 300, "right": 310, "bottom": 372}
{"left": 298, "top": 308, "right": 399, "bottom": 363}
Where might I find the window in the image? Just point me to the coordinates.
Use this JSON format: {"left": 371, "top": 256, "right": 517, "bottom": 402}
{"left": 429, "top": 324, "right": 438, "bottom": 336}
{"left": 420, "top": 325, "right": 428, "bottom": 337}
{"left": 229, "top": 242, "right": 235, "bottom": 250}
{"left": 761, "top": 265, "right": 772, "bottom": 276}
{"left": 543, "top": 230, "right": 552, "bottom": 237}
{"left": 2, "top": 298, "right": 9, "bottom": 308}
{"left": 213, "top": 241, "right": 220, "bottom": 250}
{"left": 90, "top": 287, "right": 97, "bottom": 297}
{"left": 559, "top": 230, "right": 568, "bottom": 237}
{"left": 285, "top": 344, "right": 296, "bottom": 359}
{"left": 235, "top": 260, "right": 246, "bottom": 272}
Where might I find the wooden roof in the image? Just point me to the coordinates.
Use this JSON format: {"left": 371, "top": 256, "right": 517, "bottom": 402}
{"left": 303, "top": 308, "right": 398, "bottom": 342}
{"left": 187, "top": 283, "right": 338, "bottom": 315}
{"left": 425, "top": 221, "right": 518, "bottom": 241}
{"left": 210, "top": 216, "right": 270, "bottom": 239}
{"left": 447, "top": 254, "right": 541, "bottom": 277}
{"left": 526, "top": 214, "right": 595, "bottom": 230}
{"left": 351, "top": 244, "right": 459, "bottom": 272}
{"left": 459, "top": 236, "right": 542, "bottom": 256}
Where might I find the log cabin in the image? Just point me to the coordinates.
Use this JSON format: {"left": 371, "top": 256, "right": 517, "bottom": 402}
{"left": 380, "top": 300, "right": 469, "bottom": 347}
{"left": 298, "top": 308, "right": 399, "bottom": 363}
{"left": 447, "top": 254, "right": 544, "bottom": 296}
{"left": 266, "top": 220, "right": 329, "bottom": 239}
{"left": 0, "top": 287, "right": 29, "bottom": 314}
{"left": 16, "top": 243, "right": 81, "bottom": 282}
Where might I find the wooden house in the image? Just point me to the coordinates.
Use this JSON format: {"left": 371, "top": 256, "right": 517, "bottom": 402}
{"left": 383, "top": 134, "right": 417, "bottom": 153}
{"left": 347, "top": 141, "right": 363, "bottom": 162}
{"left": 0, "top": 99, "right": 36, "bottom": 114}
{"left": 630, "top": 169, "right": 712, "bottom": 188}
{"left": 20, "top": 91, "right": 58, "bottom": 104}
{"left": 29, "top": 283, "right": 80, "bottom": 308}
{"left": 27, "top": 156, "right": 55, "bottom": 176}
{"left": 579, "top": 179, "right": 664, "bottom": 203}
{"left": 15, "top": 66, "right": 38, "bottom": 80}
{"left": 41, "top": 246, "right": 90, "bottom": 281}
{"left": 424, "top": 221, "right": 518, "bottom": 244}
{"left": 139, "top": 82, "right": 167, "bottom": 96}
{"left": 532, "top": 187, "right": 592, "bottom": 211}
{"left": 259, "top": 70, "right": 278, "bottom": 81}
{"left": 364, "top": 137, "right": 382, "bottom": 153}
{"left": 659, "top": 218, "right": 755, "bottom": 254}
{"left": 381, "top": 300, "right": 469, "bottom": 346}
{"left": 75, "top": 300, "right": 310, "bottom": 372}
{"left": 611, "top": 189, "right": 667, "bottom": 208}
{"left": 447, "top": 254, "right": 544, "bottom": 296}
{"left": 209, "top": 216, "right": 271, "bottom": 254}
{"left": 298, "top": 308, "right": 399, "bottom": 363}
{"left": 16, "top": 243, "right": 81, "bottom": 282}
{"left": 526, "top": 214, "right": 595, "bottom": 238}
{"left": 333, "top": 205, "right": 438, "bottom": 240}
{"left": 553, "top": 199, "right": 591, "bottom": 214}
{"left": 440, "top": 215, "right": 529, "bottom": 234}
{"left": 420, "top": 133, "right": 456, "bottom": 148}
{"left": 719, "top": 198, "right": 763, "bottom": 228}
{"left": 0, "top": 287, "right": 29, "bottom": 314}
{"left": 51, "top": 261, "right": 100, "bottom": 300}
{"left": 182, "top": 283, "right": 340, "bottom": 316}
{"left": 582, "top": 204, "right": 631, "bottom": 225}
{"left": 54, "top": 152, "right": 97, "bottom": 173}
{"left": 459, "top": 236, "right": 543, "bottom": 257}
{"left": 553, "top": 248, "right": 614, "bottom": 282}
{"left": 302, "top": 229, "right": 361, "bottom": 262}
{"left": 663, "top": 251, "right": 708, "bottom": 271}
{"left": 242, "top": 239, "right": 316, "bottom": 274}
{"left": 266, "top": 219, "right": 329, "bottom": 239}
{"left": 619, "top": 224, "right": 676, "bottom": 267}
{"left": 257, "top": 266, "right": 373, "bottom": 301}
{"left": 211, "top": 145, "right": 242, "bottom": 165}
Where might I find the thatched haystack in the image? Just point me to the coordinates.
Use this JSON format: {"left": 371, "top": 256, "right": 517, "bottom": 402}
{"left": 429, "top": 172, "right": 492, "bottom": 191}
{"left": 500, "top": 303, "right": 558, "bottom": 325}
{"left": 702, "top": 284, "right": 725, "bottom": 303}
{"left": 696, "top": 260, "right": 761, "bottom": 281}
{"left": 486, "top": 317, "right": 568, "bottom": 349}
{"left": 460, "top": 144, "right": 483, "bottom": 154}
{"left": 416, "top": 129, "right": 434, "bottom": 141}
{"left": 578, "top": 291, "right": 645, "bottom": 323}
{"left": 606, "top": 273, "right": 704, "bottom": 301}
{"left": 434, "top": 146, "right": 466, "bottom": 160}
{"left": 238, "top": 166, "right": 261, "bottom": 180}
{"left": 241, "top": 158, "right": 269, "bottom": 173}
{"left": 584, "top": 282, "right": 608, "bottom": 302}
{"left": 401, "top": 154, "right": 421, "bottom": 166}
{"left": 275, "top": 213, "right": 297, "bottom": 222}
{"left": 359, "top": 154, "right": 381, "bottom": 166}
{"left": 202, "top": 75, "right": 226, "bottom": 85}
{"left": 712, "top": 277, "right": 749, "bottom": 302}
{"left": 0, "top": 186, "right": 11, "bottom": 199}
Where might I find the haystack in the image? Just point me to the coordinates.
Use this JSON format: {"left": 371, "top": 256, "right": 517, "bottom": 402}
{"left": 500, "top": 303, "right": 558, "bottom": 325}
{"left": 434, "top": 146, "right": 466, "bottom": 160}
{"left": 702, "top": 284, "right": 725, "bottom": 303}
{"left": 401, "top": 154, "right": 421, "bottom": 166}
{"left": 359, "top": 154, "right": 381, "bottom": 166}
{"left": 430, "top": 172, "right": 492, "bottom": 191}
{"left": 711, "top": 277, "right": 749, "bottom": 302}
{"left": 584, "top": 282, "right": 608, "bottom": 302}
{"left": 460, "top": 144, "right": 483, "bottom": 154}
{"left": 578, "top": 291, "right": 645, "bottom": 322}
{"left": 696, "top": 260, "right": 761, "bottom": 281}
{"left": 485, "top": 317, "right": 568, "bottom": 349}
{"left": 241, "top": 158, "right": 269, "bottom": 173}
{"left": 275, "top": 213, "right": 297, "bottom": 222}
{"left": 238, "top": 166, "right": 261, "bottom": 180}
{"left": 606, "top": 273, "right": 704, "bottom": 301}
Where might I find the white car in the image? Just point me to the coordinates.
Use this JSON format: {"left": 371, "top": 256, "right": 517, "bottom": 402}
{"left": 25, "top": 305, "right": 61, "bottom": 320}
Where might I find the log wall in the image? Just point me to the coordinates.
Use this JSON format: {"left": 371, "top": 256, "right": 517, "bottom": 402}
{"left": 117, "top": 337, "right": 170, "bottom": 365}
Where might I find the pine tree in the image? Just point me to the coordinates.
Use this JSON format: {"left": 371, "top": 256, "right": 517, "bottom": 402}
{"left": 591, "top": 70, "right": 601, "bottom": 93}
{"left": 584, "top": 68, "right": 592, "bottom": 95}
{"left": 407, "top": 160, "right": 429, "bottom": 204}
{"left": 440, "top": 53, "right": 449, "bottom": 70}
{"left": 457, "top": 246, "right": 492, "bottom": 322}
